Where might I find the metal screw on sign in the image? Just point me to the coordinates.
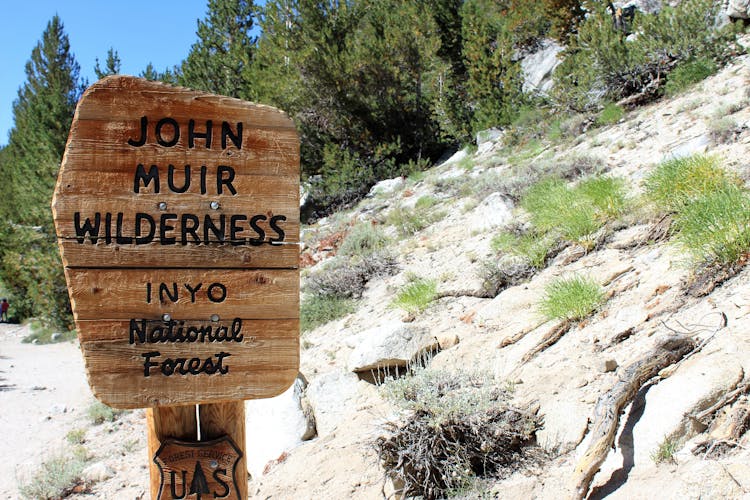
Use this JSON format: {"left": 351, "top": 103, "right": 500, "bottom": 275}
{"left": 210, "top": 201, "right": 220, "bottom": 210}
{"left": 210, "top": 314, "right": 220, "bottom": 322}
{"left": 158, "top": 201, "right": 167, "bottom": 210}
{"left": 162, "top": 313, "right": 171, "bottom": 322}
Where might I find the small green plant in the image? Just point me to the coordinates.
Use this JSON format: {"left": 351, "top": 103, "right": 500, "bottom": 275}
{"left": 18, "top": 451, "right": 85, "bottom": 499}
{"left": 391, "top": 278, "right": 437, "bottom": 314}
{"left": 414, "top": 195, "right": 439, "bottom": 210}
{"left": 301, "top": 294, "right": 356, "bottom": 332}
{"left": 707, "top": 117, "right": 737, "bottom": 144}
{"left": 65, "top": 428, "right": 86, "bottom": 445}
{"left": 595, "top": 103, "right": 624, "bottom": 126}
{"left": 651, "top": 436, "right": 679, "bottom": 464}
{"left": 539, "top": 275, "right": 604, "bottom": 321}
{"left": 664, "top": 58, "right": 718, "bottom": 97}
{"left": 519, "top": 174, "right": 627, "bottom": 249}
{"left": 22, "top": 319, "right": 76, "bottom": 344}
{"left": 87, "top": 400, "right": 122, "bottom": 425}
{"left": 644, "top": 155, "right": 738, "bottom": 212}
{"left": 338, "top": 223, "right": 389, "bottom": 257}
{"left": 491, "top": 231, "right": 555, "bottom": 269}
{"left": 387, "top": 205, "right": 445, "bottom": 236}
{"left": 674, "top": 185, "right": 750, "bottom": 266}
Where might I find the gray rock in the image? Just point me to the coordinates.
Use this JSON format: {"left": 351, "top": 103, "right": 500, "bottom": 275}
{"left": 305, "top": 370, "right": 360, "bottom": 437}
{"left": 348, "top": 320, "right": 430, "bottom": 373}
{"left": 630, "top": 353, "right": 744, "bottom": 466}
{"left": 50, "top": 332, "right": 62, "bottom": 341}
{"left": 614, "top": 0, "right": 662, "bottom": 14}
{"left": 367, "top": 177, "right": 405, "bottom": 197}
{"left": 667, "top": 134, "right": 710, "bottom": 159}
{"left": 465, "top": 193, "right": 514, "bottom": 232}
{"left": 600, "top": 358, "right": 618, "bottom": 373}
{"left": 245, "top": 375, "right": 312, "bottom": 477}
{"left": 536, "top": 398, "right": 590, "bottom": 453}
{"left": 727, "top": 0, "right": 750, "bottom": 18}
{"left": 82, "top": 462, "right": 114, "bottom": 482}
{"left": 476, "top": 127, "right": 504, "bottom": 147}
{"left": 521, "top": 39, "right": 564, "bottom": 95}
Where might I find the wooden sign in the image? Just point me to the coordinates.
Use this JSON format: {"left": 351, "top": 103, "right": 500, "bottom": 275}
{"left": 154, "top": 437, "right": 243, "bottom": 499}
{"left": 52, "top": 76, "right": 300, "bottom": 409}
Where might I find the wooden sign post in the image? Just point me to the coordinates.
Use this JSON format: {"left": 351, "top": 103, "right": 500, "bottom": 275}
{"left": 52, "top": 76, "right": 300, "bottom": 499}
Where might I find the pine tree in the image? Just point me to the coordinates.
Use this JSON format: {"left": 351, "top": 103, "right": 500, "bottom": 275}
{"left": 0, "top": 15, "right": 83, "bottom": 327}
{"left": 94, "top": 47, "right": 122, "bottom": 79}
{"left": 180, "top": 0, "right": 257, "bottom": 97}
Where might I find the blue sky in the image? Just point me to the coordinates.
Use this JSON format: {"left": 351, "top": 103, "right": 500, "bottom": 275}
{"left": 0, "top": 0, "right": 212, "bottom": 147}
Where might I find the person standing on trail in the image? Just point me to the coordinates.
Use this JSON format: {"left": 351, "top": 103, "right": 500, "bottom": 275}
{"left": 1, "top": 298, "right": 9, "bottom": 322}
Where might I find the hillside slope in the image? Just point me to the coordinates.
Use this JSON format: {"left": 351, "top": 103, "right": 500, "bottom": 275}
{"left": 254, "top": 47, "right": 750, "bottom": 499}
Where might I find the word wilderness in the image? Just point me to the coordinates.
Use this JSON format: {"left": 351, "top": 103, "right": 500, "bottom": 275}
{"left": 53, "top": 75, "right": 299, "bottom": 409}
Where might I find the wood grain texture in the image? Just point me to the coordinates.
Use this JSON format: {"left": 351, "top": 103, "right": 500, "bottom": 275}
{"left": 200, "top": 401, "right": 247, "bottom": 499}
{"left": 58, "top": 240, "right": 300, "bottom": 269}
{"left": 570, "top": 335, "right": 695, "bottom": 499}
{"left": 66, "top": 268, "right": 299, "bottom": 321}
{"left": 147, "top": 405, "right": 198, "bottom": 499}
{"left": 53, "top": 76, "right": 300, "bottom": 408}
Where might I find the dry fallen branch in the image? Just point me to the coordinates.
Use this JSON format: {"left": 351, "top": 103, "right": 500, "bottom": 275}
{"left": 521, "top": 321, "right": 571, "bottom": 363}
{"left": 570, "top": 334, "right": 695, "bottom": 500}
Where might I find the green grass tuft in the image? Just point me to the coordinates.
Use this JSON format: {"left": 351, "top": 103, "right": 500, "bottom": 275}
{"left": 301, "top": 294, "right": 356, "bottom": 332}
{"left": 491, "top": 231, "right": 555, "bottom": 269}
{"left": 539, "top": 275, "right": 604, "bottom": 321}
{"left": 595, "top": 103, "right": 624, "bottom": 126}
{"left": 644, "top": 154, "right": 738, "bottom": 213}
{"left": 391, "top": 278, "right": 437, "bottom": 314}
{"left": 651, "top": 436, "right": 679, "bottom": 464}
{"left": 674, "top": 185, "right": 750, "bottom": 266}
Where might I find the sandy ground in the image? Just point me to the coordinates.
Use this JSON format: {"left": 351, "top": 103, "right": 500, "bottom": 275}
{"left": 0, "top": 324, "right": 94, "bottom": 498}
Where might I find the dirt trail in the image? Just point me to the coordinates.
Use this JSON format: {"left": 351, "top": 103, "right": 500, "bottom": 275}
{"left": 0, "top": 324, "right": 92, "bottom": 498}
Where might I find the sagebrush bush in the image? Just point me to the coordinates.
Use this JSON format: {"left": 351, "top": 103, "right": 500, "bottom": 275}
{"left": 87, "top": 400, "right": 123, "bottom": 425}
{"left": 644, "top": 155, "right": 738, "bottom": 212}
{"left": 305, "top": 251, "right": 398, "bottom": 299}
{"left": 338, "top": 222, "right": 389, "bottom": 258}
{"left": 18, "top": 451, "right": 85, "bottom": 499}
{"left": 478, "top": 258, "right": 536, "bottom": 297}
{"left": 674, "top": 185, "right": 750, "bottom": 266}
{"left": 301, "top": 294, "right": 356, "bottom": 332}
{"left": 376, "top": 368, "right": 542, "bottom": 499}
{"left": 387, "top": 205, "right": 445, "bottom": 236}
{"left": 539, "top": 275, "right": 604, "bottom": 321}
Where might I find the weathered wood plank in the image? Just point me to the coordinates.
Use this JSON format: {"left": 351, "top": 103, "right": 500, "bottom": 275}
{"left": 199, "top": 401, "right": 248, "bottom": 500}
{"left": 66, "top": 268, "right": 299, "bottom": 321}
{"left": 147, "top": 405, "right": 198, "bottom": 499}
{"left": 58, "top": 239, "right": 299, "bottom": 269}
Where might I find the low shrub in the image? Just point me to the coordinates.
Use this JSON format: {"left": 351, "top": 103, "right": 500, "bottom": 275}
{"left": 707, "top": 117, "right": 738, "bottom": 144}
{"left": 87, "top": 400, "right": 123, "bottom": 425}
{"left": 664, "top": 58, "right": 717, "bottom": 97}
{"left": 644, "top": 155, "right": 738, "bottom": 213}
{"left": 338, "top": 223, "right": 389, "bottom": 258}
{"left": 478, "top": 258, "right": 536, "bottom": 297}
{"left": 301, "top": 294, "right": 356, "bottom": 332}
{"left": 18, "top": 451, "right": 85, "bottom": 499}
{"left": 387, "top": 205, "right": 445, "bottom": 236}
{"left": 376, "top": 369, "right": 543, "bottom": 500}
{"left": 305, "top": 251, "right": 398, "bottom": 299}
{"left": 391, "top": 278, "right": 438, "bottom": 315}
{"left": 539, "top": 275, "right": 604, "bottom": 321}
{"left": 22, "top": 319, "right": 76, "bottom": 344}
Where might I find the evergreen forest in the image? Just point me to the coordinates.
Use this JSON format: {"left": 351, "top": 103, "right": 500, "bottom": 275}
{"left": 0, "top": 0, "right": 743, "bottom": 331}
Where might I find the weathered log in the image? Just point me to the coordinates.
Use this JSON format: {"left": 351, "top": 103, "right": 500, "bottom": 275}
{"left": 521, "top": 321, "right": 571, "bottom": 363}
{"left": 570, "top": 334, "right": 695, "bottom": 499}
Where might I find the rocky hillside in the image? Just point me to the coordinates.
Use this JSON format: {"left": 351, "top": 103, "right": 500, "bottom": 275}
{"left": 8, "top": 35, "right": 750, "bottom": 500}
{"left": 251, "top": 42, "right": 750, "bottom": 499}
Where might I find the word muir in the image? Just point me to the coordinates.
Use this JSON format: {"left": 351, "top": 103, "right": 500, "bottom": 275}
{"left": 52, "top": 76, "right": 300, "bottom": 409}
